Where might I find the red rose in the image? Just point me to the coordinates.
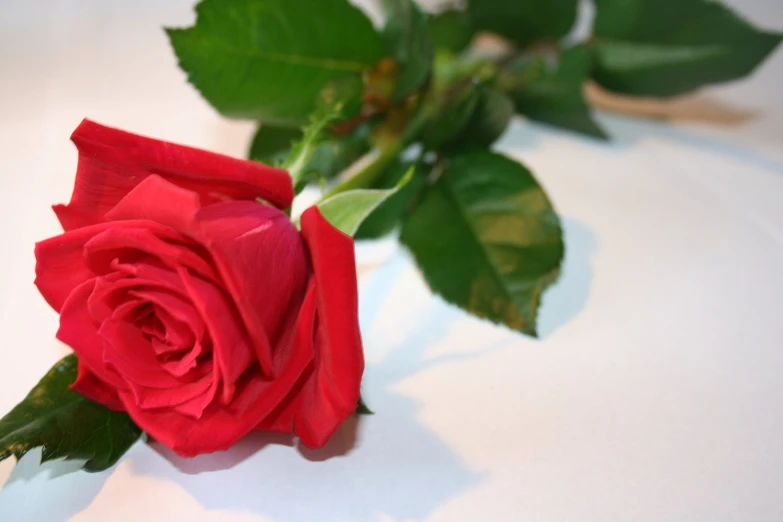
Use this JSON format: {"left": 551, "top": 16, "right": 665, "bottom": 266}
{"left": 34, "top": 120, "right": 364, "bottom": 456}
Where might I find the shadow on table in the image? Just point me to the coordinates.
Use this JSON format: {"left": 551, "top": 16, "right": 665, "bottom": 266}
{"left": 0, "top": 447, "right": 110, "bottom": 522}
{"left": 537, "top": 218, "right": 598, "bottom": 338}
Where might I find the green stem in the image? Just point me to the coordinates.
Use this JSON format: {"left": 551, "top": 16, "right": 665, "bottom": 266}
{"left": 323, "top": 108, "right": 430, "bottom": 199}
{"left": 322, "top": 144, "right": 401, "bottom": 198}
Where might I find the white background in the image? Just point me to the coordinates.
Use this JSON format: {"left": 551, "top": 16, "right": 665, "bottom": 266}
{"left": 1, "top": 1, "right": 782, "bottom": 521}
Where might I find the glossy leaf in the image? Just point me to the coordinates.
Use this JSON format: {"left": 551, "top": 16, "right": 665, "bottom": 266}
{"left": 317, "top": 168, "right": 414, "bottom": 237}
{"left": 382, "top": 0, "right": 433, "bottom": 100}
{"left": 466, "top": 0, "right": 578, "bottom": 46}
{"left": 428, "top": 9, "right": 475, "bottom": 53}
{"left": 592, "top": 0, "right": 782, "bottom": 97}
{"left": 0, "top": 355, "right": 142, "bottom": 472}
{"left": 503, "top": 46, "right": 608, "bottom": 139}
{"left": 167, "top": 0, "right": 386, "bottom": 126}
{"left": 355, "top": 161, "right": 428, "bottom": 240}
{"left": 400, "top": 150, "right": 563, "bottom": 337}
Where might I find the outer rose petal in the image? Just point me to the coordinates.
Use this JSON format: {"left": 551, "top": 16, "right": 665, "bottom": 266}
{"left": 105, "top": 174, "right": 202, "bottom": 234}
{"left": 294, "top": 207, "right": 364, "bottom": 448}
{"left": 254, "top": 281, "right": 317, "bottom": 435}
{"left": 54, "top": 119, "right": 294, "bottom": 230}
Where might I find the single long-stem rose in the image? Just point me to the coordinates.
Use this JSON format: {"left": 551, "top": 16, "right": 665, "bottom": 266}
{"left": 34, "top": 120, "right": 363, "bottom": 456}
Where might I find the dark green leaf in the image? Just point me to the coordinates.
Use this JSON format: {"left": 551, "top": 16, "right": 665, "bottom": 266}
{"left": 249, "top": 125, "right": 301, "bottom": 165}
{"left": 466, "top": 0, "right": 578, "bottom": 46}
{"left": 428, "top": 9, "right": 475, "bottom": 53}
{"left": 592, "top": 0, "right": 782, "bottom": 97}
{"left": 167, "top": 0, "right": 386, "bottom": 126}
{"left": 451, "top": 86, "right": 514, "bottom": 147}
{"left": 284, "top": 108, "right": 344, "bottom": 189}
{"left": 382, "top": 0, "right": 433, "bottom": 101}
{"left": 400, "top": 150, "right": 563, "bottom": 337}
{"left": 0, "top": 355, "right": 142, "bottom": 472}
{"left": 251, "top": 122, "right": 372, "bottom": 192}
{"left": 306, "top": 123, "right": 374, "bottom": 180}
{"left": 422, "top": 86, "right": 479, "bottom": 149}
{"left": 356, "top": 396, "right": 374, "bottom": 415}
{"left": 503, "top": 46, "right": 608, "bottom": 139}
{"left": 355, "top": 161, "right": 428, "bottom": 240}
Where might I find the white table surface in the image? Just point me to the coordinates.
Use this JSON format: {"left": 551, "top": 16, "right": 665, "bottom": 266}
{"left": 1, "top": 1, "right": 782, "bottom": 521}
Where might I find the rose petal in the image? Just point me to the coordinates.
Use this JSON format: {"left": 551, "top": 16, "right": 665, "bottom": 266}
{"left": 57, "top": 280, "right": 126, "bottom": 390}
{"left": 35, "top": 219, "right": 174, "bottom": 312}
{"left": 130, "top": 370, "right": 214, "bottom": 413}
{"left": 254, "top": 282, "right": 318, "bottom": 434}
{"left": 84, "top": 225, "right": 219, "bottom": 283}
{"left": 117, "top": 284, "right": 316, "bottom": 456}
{"left": 108, "top": 297, "right": 151, "bottom": 324}
{"left": 172, "top": 372, "right": 220, "bottom": 419}
{"left": 71, "top": 359, "right": 124, "bottom": 411}
{"left": 112, "top": 258, "right": 189, "bottom": 294}
{"left": 85, "top": 272, "right": 126, "bottom": 323}
{"left": 104, "top": 182, "right": 308, "bottom": 382}
{"left": 99, "top": 318, "right": 188, "bottom": 389}
{"left": 105, "top": 175, "right": 202, "bottom": 235}
{"left": 149, "top": 306, "right": 196, "bottom": 353}
{"left": 177, "top": 267, "right": 255, "bottom": 404}
{"left": 194, "top": 200, "right": 309, "bottom": 375}
{"left": 294, "top": 207, "right": 364, "bottom": 448}
{"left": 130, "top": 288, "right": 205, "bottom": 347}
{"left": 86, "top": 260, "right": 189, "bottom": 325}
{"left": 158, "top": 340, "right": 203, "bottom": 377}
{"left": 54, "top": 119, "right": 293, "bottom": 230}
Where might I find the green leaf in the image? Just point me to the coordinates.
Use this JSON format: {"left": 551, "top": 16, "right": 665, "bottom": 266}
{"left": 466, "top": 0, "right": 578, "bottom": 46}
{"left": 249, "top": 125, "right": 301, "bottom": 166}
{"left": 167, "top": 0, "right": 386, "bottom": 126}
{"left": 0, "top": 355, "right": 142, "bottom": 472}
{"left": 422, "top": 86, "right": 479, "bottom": 150}
{"left": 307, "top": 124, "right": 373, "bottom": 180}
{"left": 452, "top": 86, "right": 515, "bottom": 147}
{"left": 428, "top": 9, "right": 475, "bottom": 53}
{"left": 251, "top": 122, "right": 373, "bottom": 189}
{"left": 400, "top": 150, "right": 563, "bottom": 337}
{"left": 355, "top": 161, "right": 428, "bottom": 240}
{"left": 356, "top": 396, "right": 374, "bottom": 415}
{"left": 382, "top": 0, "right": 433, "bottom": 101}
{"left": 317, "top": 167, "right": 414, "bottom": 236}
{"left": 591, "top": 0, "right": 782, "bottom": 97}
{"left": 503, "top": 46, "right": 608, "bottom": 140}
